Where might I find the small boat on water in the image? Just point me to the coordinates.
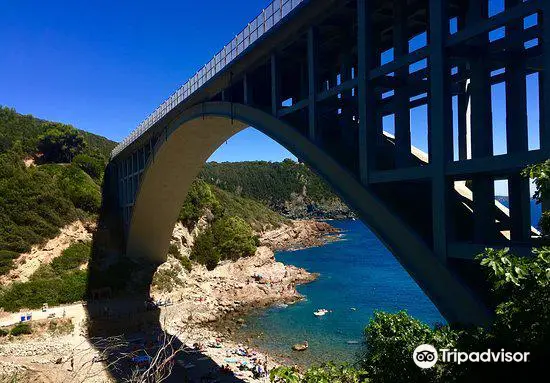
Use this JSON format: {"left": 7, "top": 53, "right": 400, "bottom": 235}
{"left": 314, "top": 309, "right": 329, "bottom": 316}
{"left": 292, "top": 341, "right": 309, "bottom": 351}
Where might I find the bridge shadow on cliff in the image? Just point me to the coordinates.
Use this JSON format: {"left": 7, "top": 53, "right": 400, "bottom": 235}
{"left": 85, "top": 165, "right": 246, "bottom": 382}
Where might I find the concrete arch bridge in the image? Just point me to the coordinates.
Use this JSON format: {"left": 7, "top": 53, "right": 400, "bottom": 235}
{"left": 103, "top": 0, "right": 550, "bottom": 325}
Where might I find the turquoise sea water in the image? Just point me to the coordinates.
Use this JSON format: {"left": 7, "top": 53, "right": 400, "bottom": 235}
{"left": 236, "top": 220, "right": 445, "bottom": 366}
{"left": 237, "top": 203, "right": 543, "bottom": 366}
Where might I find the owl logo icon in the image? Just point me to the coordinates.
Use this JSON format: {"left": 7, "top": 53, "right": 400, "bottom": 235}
{"left": 413, "top": 344, "right": 438, "bottom": 368}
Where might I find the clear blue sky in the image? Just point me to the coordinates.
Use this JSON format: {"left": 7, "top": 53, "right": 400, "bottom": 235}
{"left": 0, "top": 0, "right": 541, "bottom": 193}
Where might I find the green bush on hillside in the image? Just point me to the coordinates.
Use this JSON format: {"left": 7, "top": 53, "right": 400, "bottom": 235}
{"left": 168, "top": 244, "right": 193, "bottom": 272}
{"left": 0, "top": 242, "right": 90, "bottom": 312}
{"left": 56, "top": 165, "right": 101, "bottom": 213}
{"left": 190, "top": 216, "right": 257, "bottom": 270}
{"left": 72, "top": 153, "right": 106, "bottom": 182}
{"left": 0, "top": 106, "right": 115, "bottom": 158}
{"left": 0, "top": 328, "right": 8, "bottom": 337}
{"left": 179, "top": 180, "right": 220, "bottom": 229}
{"left": 0, "top": 250, "right": 19, "bottom": 276}
{"left": 10, "top": 323, "right": 32, "bottom": 336}
{"left": 37, "top": 124, "right": 85, "bottom": 163}
{"left": 51, "top": 242, "right": 91, "bottom": 273}
{"left": 211, "top": 216, "right": 257, "bottom": 261}
{"left": 270, "top": 363, "right": 368, "bottom": 383}
{"left": 190, "top": 230, "right": 221, "bottom": 271}
{"left": 0, "top": 153, "right": 77, "bottom": 253}
{"left": 0, "top": 270, "right": 88, "bottom": 312}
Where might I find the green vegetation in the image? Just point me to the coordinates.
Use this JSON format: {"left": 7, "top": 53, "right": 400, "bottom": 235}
{"left": 40, "top": 164, "right": 102, "bottom": 213}
{"left": 0, "top": 242, "right": 90, "bottom": 311}
{"left": 190, "top": 230, "right": 221, "bottom": 271}
{"left": 152, "top": 264, "right": 184, "bottom": 292}
{"left": 179, "top": 179, "right": 287, "bottom": 231}
{"left": 179, "top": 179, "right": 221, "bottom": 229}
{"left": 200, "top": 160, "right": 352, "bottom": 218}
{"left": 48, "top": 318, "right": 74, "bottom": 335}
{"left": 73, "top": 153, "right": 106, "bottom": 182}
{"left": 51, "top": 242, "right": 91, "bottom": 273}
{"left": 190, "top": 216, "right": 257, "bottom": 270}
{"left": 9, "top": 323, "right": 32, "bottom": 336}
{"left": 212, "top": 185, "right": 287, "bottom": 231}
{"left": 0, "top": 152, "right": 78, "bottom": 253}
{"left": 0, "top": 106, "right": 115, "bottom": 159}
{"left": 0, "top": 250, "right": 20, "bottom": 276}
{"left": 0, "top": 107, "right": 111, "bottom": 258}
{"left": 37, "top": 124, "right": 85, "bottom": 163}
{"left": 271, "top": 364, "right": 368, "bottom": 383}
{"left": 168, "top": 244, "right": 192, "bottom": 272}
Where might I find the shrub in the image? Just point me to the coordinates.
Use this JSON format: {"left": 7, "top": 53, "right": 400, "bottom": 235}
{"left": 180, "top": 256, "right": 192, "bottom": 272}
{"left": 362, "top": 311, "right": 457, "bottom": 383}
{"left": 51, "top": 242, "right": 91, "bottom": 273}
{"left": 0, "top": 270, "right": 88, "bottom": 312}
{"left": 72, "top": 153, "right": 105, "bottom": 181}
{"left": 152, "top": 266, "right": 182, "bottom": 292}
{"left": 55, "top": 165, "right": 101, "bottom": 213}
{"left": 0, "top": 250, "right": 19, "bottom": 276}
{"left": 190, "top": 230, "right": 221, "bottom": 271}
{"left": 211, "top": 216, "right": 257, "bottom": 261}
{"left": 179, "top": 180, "right": 220, "bottom": 229}
{"left": 168, "top": 243, "right": 179, "bottom": 256}
{"left": 10, "top": 323, "right": 32, "bottom": 336}
{"left": 48, "top": 318, "right": 74, "bottom": 335}
{"left": 37, "top": 123, "right": 85, "bottom": 163}
{"left": 270, "top": 363, "right": 369, "bottom": 382}
{"left": 190, "top": 216, "right": 256, "bottom": 270}
{"left": 0, "top": 328, "right": 8, "bottom": 337}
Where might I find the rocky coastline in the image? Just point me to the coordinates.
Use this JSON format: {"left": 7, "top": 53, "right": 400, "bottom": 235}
{"left": 152, "top": 219, "right": 340, "bottom": 325}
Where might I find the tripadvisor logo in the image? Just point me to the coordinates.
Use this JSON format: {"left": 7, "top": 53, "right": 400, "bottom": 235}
{"left": 412, "top": 344, "right": 530, "bottom": 369}
{"left": 413, "top": 344, "right": 438, "bottom": 368}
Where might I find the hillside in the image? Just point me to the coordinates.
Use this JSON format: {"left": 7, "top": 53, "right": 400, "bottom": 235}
{"left": 200, "top": 160, "right": 354, "bottom": 219}
{"left": 0, "top": 106, "right": 116, "bottom": 159}
{"left": 0, "top": 108, "right": 116, "bottom": 258}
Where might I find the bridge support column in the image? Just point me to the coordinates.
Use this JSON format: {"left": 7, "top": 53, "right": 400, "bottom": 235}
{"left": 357, "top": 0, "right": 377, "bottom": 185}
{"left": 468, "top": 2, "right": 495, "bottom": 243}
{"left": 429, "top": 0, "right": 452, "bottom": 259}
{"left": 308, "top": 27, "right": 318, "bottom": 141}
{"left": 506, "top": 0, "right": 531, "bottom": 243}
{"left": 541, "top": 1, "right": 550, "bottom": 214}
{"left": 394, "top": 0, "right": 412, "bottom": 168}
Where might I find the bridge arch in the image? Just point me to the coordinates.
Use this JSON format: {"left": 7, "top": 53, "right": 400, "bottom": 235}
{"left": 125, "top": 101, "right": 490, "bottom": 325}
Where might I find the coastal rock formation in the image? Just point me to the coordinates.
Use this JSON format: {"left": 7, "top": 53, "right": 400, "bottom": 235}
{"left": 259, "top": 220, "right": 340, "bottom": 250}
{"left": 152, "top": 245, "right": 317, "bottom": 325}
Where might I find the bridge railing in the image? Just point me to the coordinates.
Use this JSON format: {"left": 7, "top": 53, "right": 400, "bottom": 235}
{"left": 111, "top": 0, "right": 306, "bottom": 159}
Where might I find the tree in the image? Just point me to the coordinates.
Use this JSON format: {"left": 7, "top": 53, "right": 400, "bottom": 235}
{"left": 178, "top": 180, "right": 220, "bottom": 229}
{"left": 73, "top": 153, "right": 106, "bottom": 181}
{"left": 37, "top": 123, "right": 85, "bottom": 163}
{"left": 211, "top": 216, "right": 257, "bottom": 261}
